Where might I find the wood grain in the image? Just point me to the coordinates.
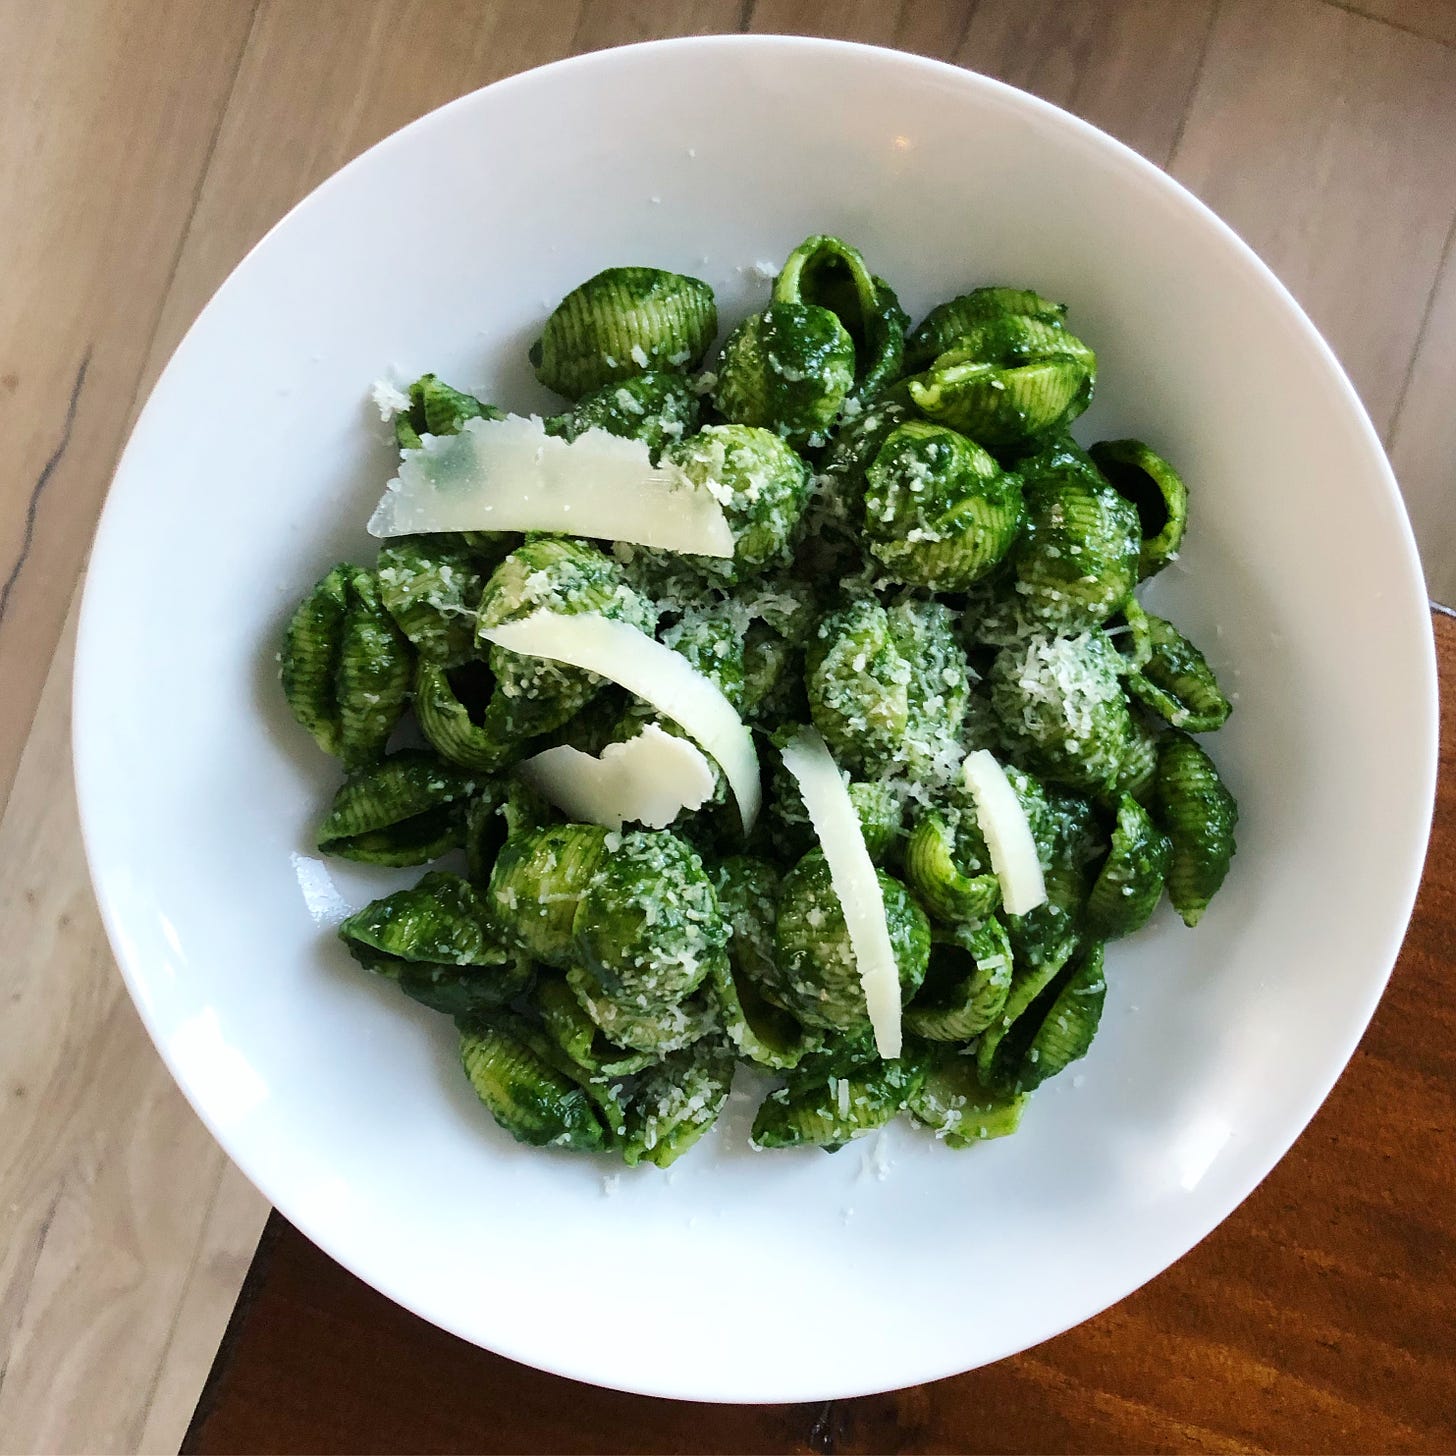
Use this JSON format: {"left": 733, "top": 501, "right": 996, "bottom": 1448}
{"left": 1389, "top": 226, "right": 1456, "bottom": 602}
{"left": 951, "top": 0, "right": 1217, "bottom": 164}
{"left": 745, "top": 0, "right": 1217, "bottom": 163}
{"left": 0, "top": 600, "right": 269, "bottom": 1455}
{"left": 1169, "top": 0, "right": 1456, "bottom": 439}
{"left": 1, "top": 3, "right": 1453, "bottom": 1451}
{"left": 181, "top": 625, "right": 1456, "bottom": 1456}
{"left": 0, "top": 0, "right": 258, "bottom": 820}
{"left": 1338, "top": 0, "right": 1456, "bottom": 44}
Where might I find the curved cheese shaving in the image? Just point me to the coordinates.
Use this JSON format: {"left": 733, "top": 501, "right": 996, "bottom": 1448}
{"left": 961, "top": 749, "right": 1047, "bottom": 915}
{"left": 517, "top": 724, "right": 715, "bottom": 831}
{"left": 481, "top": 612, "right": 761, "bottom": 832}
{"left": 778, "top": 727, "right": 902, "bottom": 1060}
{"left": 367, "top": 413, "right": 735, "bottom": 557}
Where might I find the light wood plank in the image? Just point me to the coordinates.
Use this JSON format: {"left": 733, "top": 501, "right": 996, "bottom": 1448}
{"left": 0, "top": 0, "right": 258, "bottom": 821}
{"left": 745, "top": 0, "right": 975, "bottom": 53}
{"left": 135, "top": 1161, "right": 270, "bottom": 1456}
{"left": 145, "top": 0, "right": 752, "bottom": 375}
{"left": 1170, "top": 0, "right": 1456, "bottom": 438}
{"left": 1389, "top": 224, "right": 1456, "bottom": 602}
{"left": 952, "top": 0, "right": 1216, "bottom": 164}
{"left": 0, "top": 603, "right": 267, "bottom": 1456}
{"left": 747, "top": 1, "right": 1214, "bottom": 163}
{"left": 1, "top": 8, "right": 766, "bottom": 1454}
{"left": 1338, "top": 0, "right": 1456, "bottom": 45}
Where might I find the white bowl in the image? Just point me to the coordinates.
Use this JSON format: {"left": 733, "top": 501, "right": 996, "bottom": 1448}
{"left": 74, "top": 37, "right": 1437, "bottom": 1401}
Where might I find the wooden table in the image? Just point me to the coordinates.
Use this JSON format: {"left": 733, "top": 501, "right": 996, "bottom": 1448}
{"left": 3, "top": 5, "right": 1455, "bottom": 1452}
{"left": 182, "top": 612, "right": 1455, "bottom": 1453}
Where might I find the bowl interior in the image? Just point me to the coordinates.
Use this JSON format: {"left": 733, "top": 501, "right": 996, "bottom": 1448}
{"left": 74, "top": 37, "right": 1435, "bottom": 1401}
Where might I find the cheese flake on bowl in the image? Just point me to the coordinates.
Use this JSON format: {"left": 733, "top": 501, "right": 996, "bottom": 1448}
{"left": 367, "top": 413, "right": 735, "bottom": 557}
{"left": 778, "top": 726, "right": 902, "bottom": 1059}
{"left": 480, "top": 611, "right": 761, "bottom": 832}
{"left": 961, "top": 749, "right": 1047, "bottom": 915}
{"left": 517, "top": 724, "right": 715, "bottom": 831}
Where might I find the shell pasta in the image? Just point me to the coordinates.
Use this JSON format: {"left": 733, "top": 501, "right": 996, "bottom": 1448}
{"left": 278, "top": 235, "right": 1239, "bottom": 1165}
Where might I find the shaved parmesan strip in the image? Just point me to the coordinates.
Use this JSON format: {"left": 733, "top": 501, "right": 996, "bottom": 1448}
{"left": 481, "top": 612, "right": 761, "bottom": 832}
{"left": 367, "top": 413, "right": 734, "bottom": 557}
{"left": 961, "top": 750, "right": 1047, "bottom": 915}
{"left": 517, "top": 724, "right": 715, "bottom": 831}
{"left": 779, "top": 727, "right": 902, "bottom": 1060}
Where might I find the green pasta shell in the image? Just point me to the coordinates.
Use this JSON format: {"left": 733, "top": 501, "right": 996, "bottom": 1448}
{"left": 1002, "top": 468, "right": 1140, "bottom": 636}
{"left": 280, "top": 564, "right": 352, "bottom": 758}
{"left": 1089, "top": 438, "right": 1189, "bottom": 579}
{"left": 805, "top": 599, "right": 909, "bottom": 773}
{"left": 989, "top": 630, "right": 1137, "bottom": 792}
{"left": 906, "top": 1048, "right": 1027, "bottom": 1146}
{"left": 533, "top": 973, "right": 659, "bottom": 1078}
{"left": 974, "top": 930, "right": 1077, "bottom": 1084}
{"left": 475, "top": 537, "right": 657, "bottom": 745}
{"left": 458, "top": 1023, "right": 611, "bottom": 1151}
{"left": 742, "top": 624, "right": 807, "bottom": 728}
{"left": 335, "top": 571, "right": 414, "bottom": 768}
{"left": 338, "top": 870, "right": 532, "bottom": 1015}
{"left": 1105, "top": 712, "right": 1162, "bottom": 807}
{"left": 550, "top": 370, "right": 701, "bottom": 459}
{"left": 463, "top": 783, "right": 509, "bottom": 886}
{"left": 401, "top": 373, "right": 503, "bottom": 438}
{"left": 494, "top": 1007, "right": 630, "bottom": 1140}
{"left": 902, "top": 812, "right": 1001, "bottom": 925}
{"left": 1085, "top": 795, "right": 1171, "bottom": 938}
{"left": 773, "top": 234, "right": 908, "bottom": 400}
{"left": 712, "top": 302, "right": 855, "bottom": 447}
{"left": 806, "top": 598, "right": 970, "bottom": 781}
{"left": 862, "top": 421, "right": 1024, "bottom": 590}
{"left": 904, "top": 286, "right": 1068, "bottom": 373}
{"left": 769, "top": 849, "right": 930, "bottom": 1033}
{"left": 394, "top": 414, "right": 421, "bottom": 452}
{"left": 375, "top": 536, "right": 487, "bottom": 669}
{"left": 803, "top": 394, "right": 916, "bottom": 578}
{"left": 666, "top": 424, "right": 812, "bottom": 580}
{"left": 709, "top": 856, "right": 820, "bottom": 1070}
{"left": 281, "top": 565, "right": 413, "bottom": 769}
{"left": 751, "top": 1036, "right": 928, "bottom": 1151}
{"left": 1154, "top": 732, "right": 1238, "bottom": 927}
{"left": 905, "top": 917, "right": 1015, "bottom": 1042}
{"left": 1127, "top": 613, "right": 1232, "bottom": 733}
{"left": 1011, "top": 940, "right": 1107, "bottom": 1092}
{"left": 316, "top": 749, "right": 474, "bottom": 865}
{"left": 1106, "top": 598, "right": 1154, "bottom": 676}
{"left": 414, "top": 659, "right": 514, "bottom": 773}
{"left": 572, "top": 831, "right": 729, "bottom": 1011}
{"left": 905, "top": 315, "right": 1095, "bottom": 451}
{"left": 486, "top": 822, "right": 609, "bottom": 967}
{"left": 978, "top": 936, "right": 1105, "bottom": 1092}
{"left": 566, "top": 964, "right": 718, "bottom": 1056}
{"left": 530, "top": 266, "right": 717, "bottom": 400}
{"left": 622, "top": 1038, "right": 737, "bottom": 1169}
{"left": 661, "top": 604, "right": 747, "bottom": 707}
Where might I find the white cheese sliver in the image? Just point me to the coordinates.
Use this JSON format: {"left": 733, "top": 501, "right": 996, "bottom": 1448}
{"left": 480, "top": 611, "right": 761, "bottom": 832}
{"left": 778, "top": 727, "right": 902, "bottom": 1060}
{"left": 961, "top": 749, "right": 1047, "bottom": 916}
{"left": 516, "top": 724, "right": 715, "bottom": 831}
{"left": 366, "top": 413, "right": 734, "bottom": 557}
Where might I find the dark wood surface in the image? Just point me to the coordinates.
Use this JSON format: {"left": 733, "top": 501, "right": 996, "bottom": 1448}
{"left": 183, "top": 610, "right": 1456, "bottom": 1456}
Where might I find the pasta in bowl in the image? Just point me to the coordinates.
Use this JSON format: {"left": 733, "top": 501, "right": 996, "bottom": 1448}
{"left": 73, "top": 37, "right": 1435, "bottom": 1400}
{"left": 281, "top": 239, "right": 1240, "bottom": 1164}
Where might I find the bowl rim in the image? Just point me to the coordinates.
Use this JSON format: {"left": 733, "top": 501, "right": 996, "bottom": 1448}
{"left": 72, "top": 32, "right": 1439, "bottom": 1401}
